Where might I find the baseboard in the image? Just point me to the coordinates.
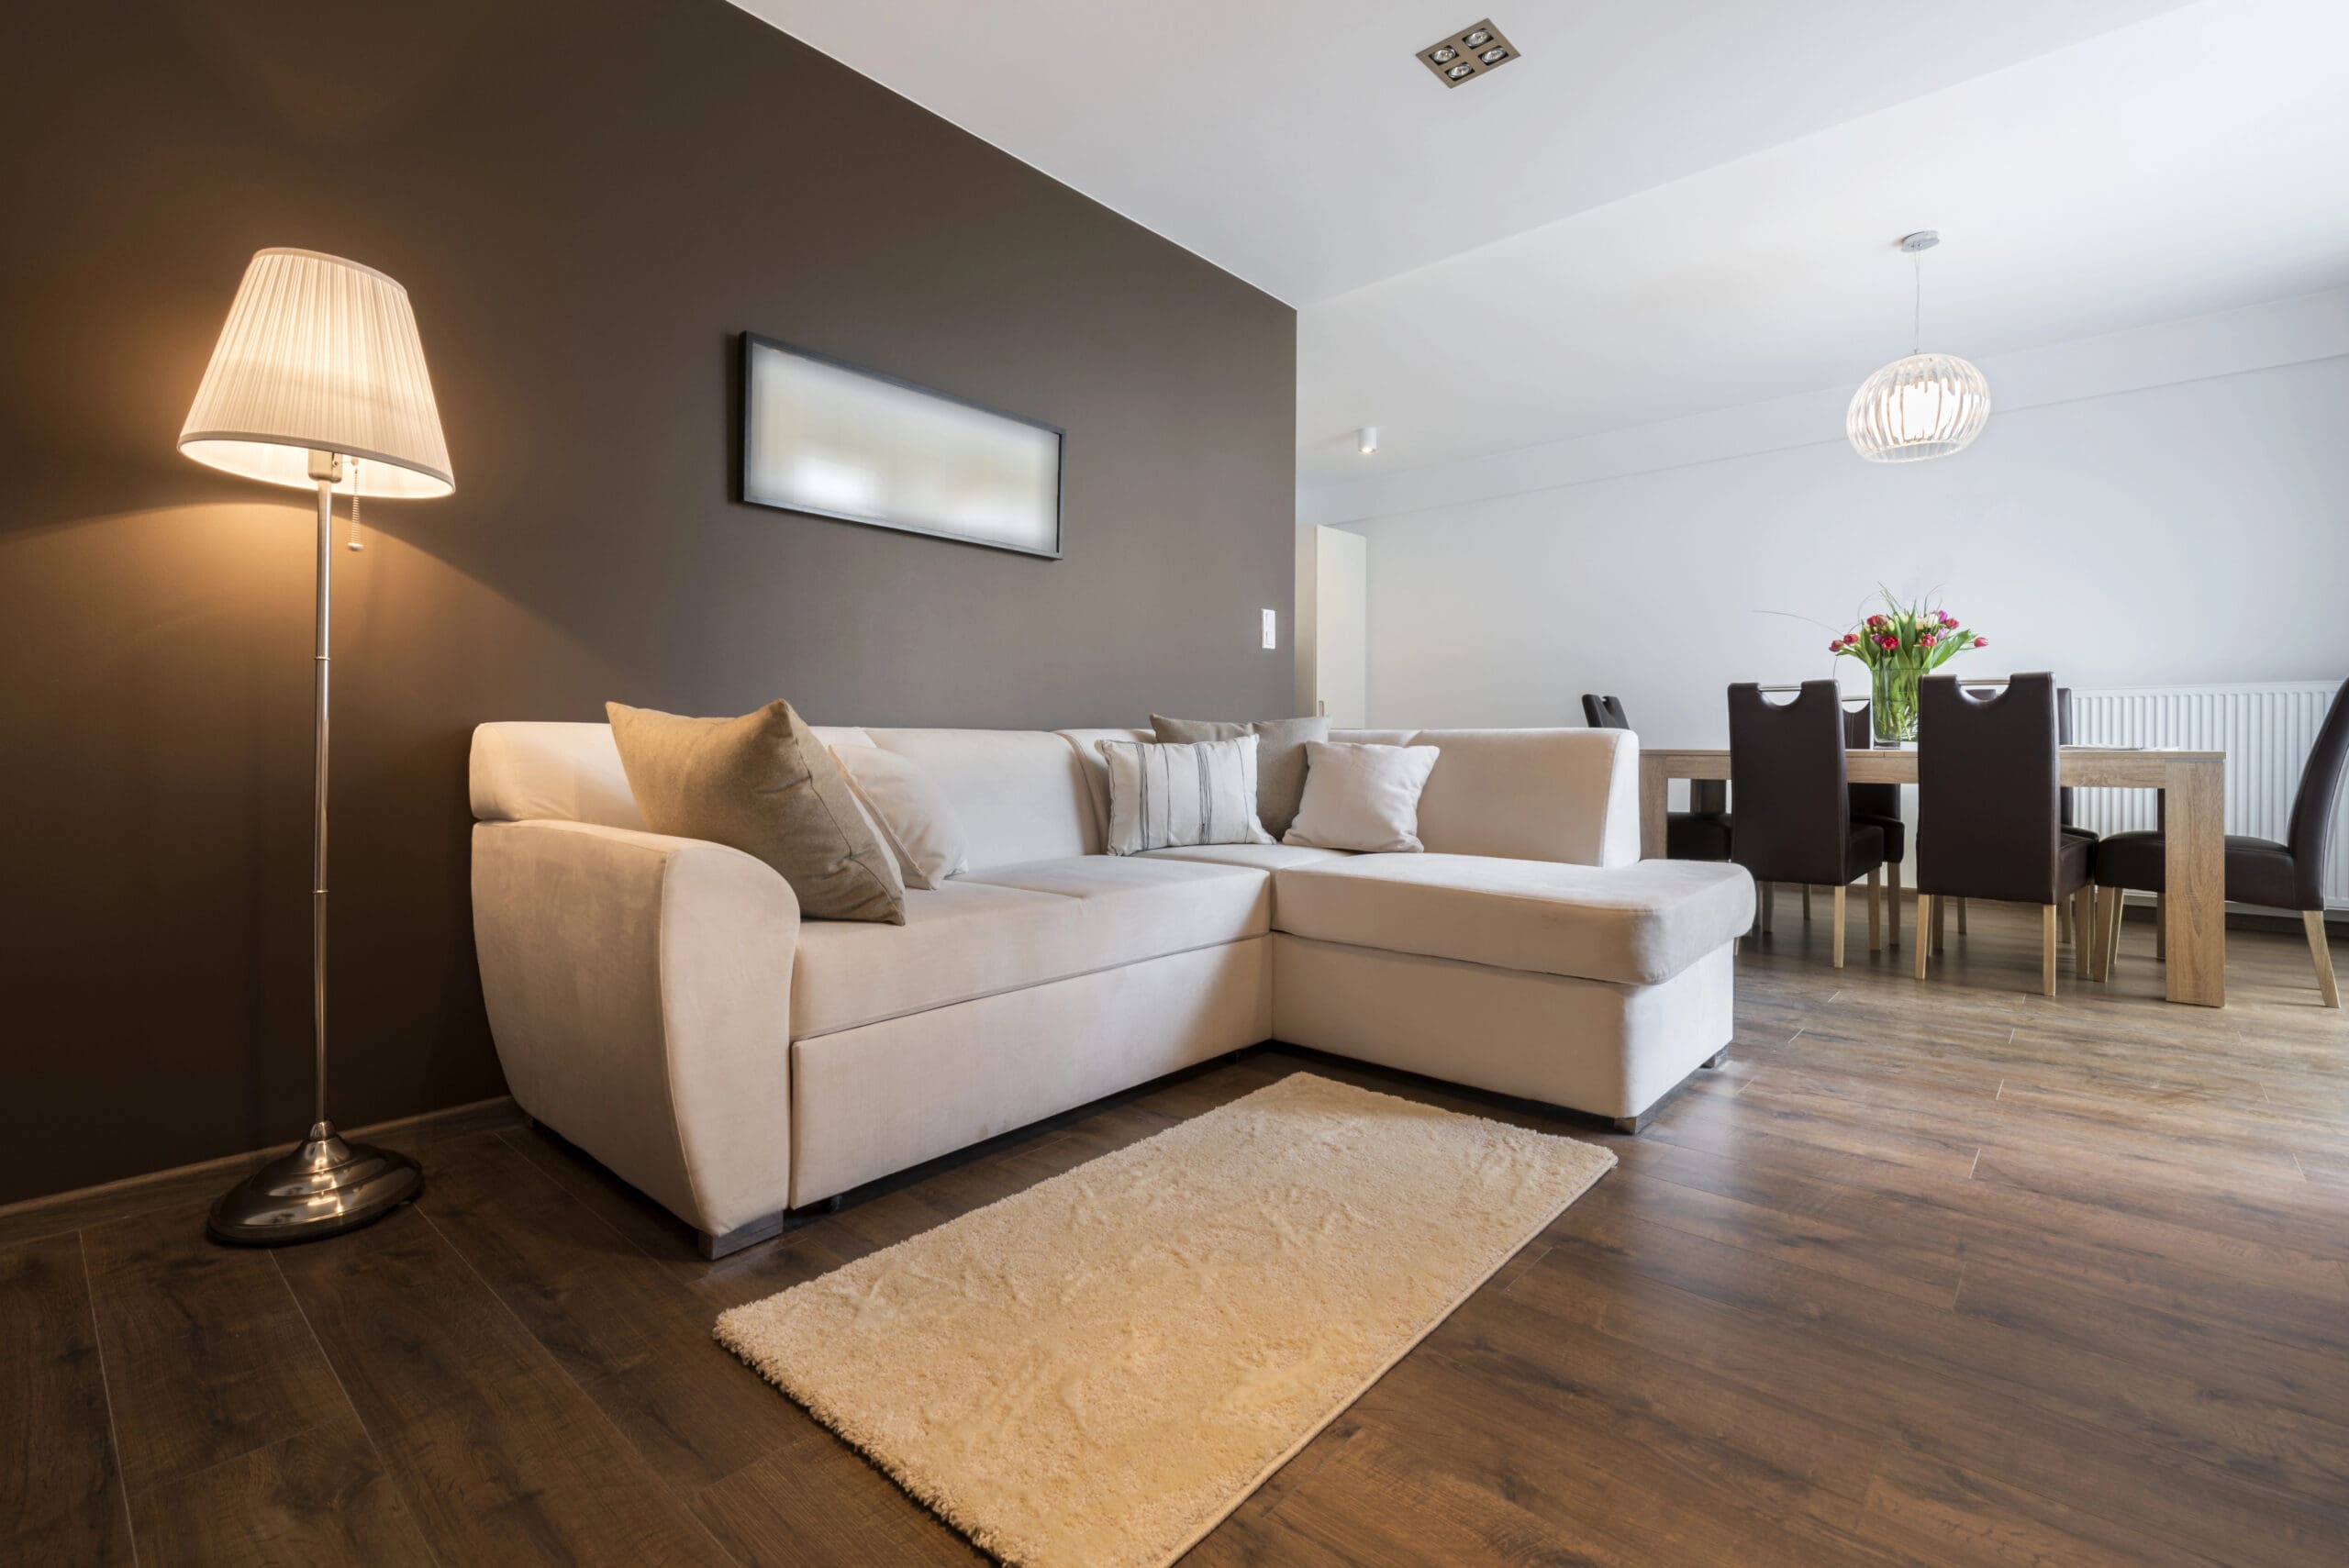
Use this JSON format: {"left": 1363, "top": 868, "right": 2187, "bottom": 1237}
{"left": 0, "top": 1095, "right": 518, "bottom": 1248}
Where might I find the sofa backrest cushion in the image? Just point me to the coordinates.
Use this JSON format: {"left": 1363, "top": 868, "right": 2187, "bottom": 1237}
{"left": 470, "top": 719, "right": 874, "bottom": 827}
{"left": 1334, "top": 727, "right": 1638, "bottom": 868}
{"left": 471, "top": 718, "right": 1633, "bottom": 867}
{"left": 863, "top": 728, "right": 1103, "bottom": 868}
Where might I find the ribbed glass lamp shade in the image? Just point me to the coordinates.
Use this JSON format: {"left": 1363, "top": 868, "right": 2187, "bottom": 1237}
{"left": 1845, "top": 352, "right": 1991, "bottom": 463}
{"left": 179, "top": 249, "right": 454, "bottom": 497}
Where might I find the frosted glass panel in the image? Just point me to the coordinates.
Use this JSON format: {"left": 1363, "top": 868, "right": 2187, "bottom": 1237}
{"left": 742, "top": 336, "right": 1063, "bottom": 557}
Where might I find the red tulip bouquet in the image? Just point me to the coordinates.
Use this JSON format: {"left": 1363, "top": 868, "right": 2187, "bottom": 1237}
{"left": 1829, "top": 592, "right": 1987, "bottom": 744}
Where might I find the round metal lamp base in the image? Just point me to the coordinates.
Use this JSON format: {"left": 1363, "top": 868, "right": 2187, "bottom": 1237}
{"left": 206, "top": 1121, "right": 422, "bottom": 1246}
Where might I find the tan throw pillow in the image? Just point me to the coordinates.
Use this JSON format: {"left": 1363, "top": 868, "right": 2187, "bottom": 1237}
{"left": 607, "top": 699, "right": 906, "bottom": 923}
{"left": 831, "top": 743, "right": 969, "bottom": 890}
{"left": 1283, "top": 740, "right": 1442, "bottom": 853}
{"left": 1150, "top": 714, "right": 1330, "bottom": 839}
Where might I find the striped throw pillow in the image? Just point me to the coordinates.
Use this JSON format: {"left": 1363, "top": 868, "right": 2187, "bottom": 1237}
{"left": 1096, "top": 737, "right": 1274, "bottom": 855}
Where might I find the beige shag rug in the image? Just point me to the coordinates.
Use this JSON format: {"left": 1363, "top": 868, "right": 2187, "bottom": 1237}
{"left": 715, "top": 1071, "right": 1615, "bottom": 1568}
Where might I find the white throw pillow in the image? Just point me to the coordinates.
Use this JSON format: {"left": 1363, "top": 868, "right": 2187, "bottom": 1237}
{"left": 830, "top": 744, "right": 970, "bottom": 889}
{"left": 1096, "top": 737, "right": 1273, "bottom": 855}
{"left": 1283, "top": 740, "right": 1442, "bottom": 852}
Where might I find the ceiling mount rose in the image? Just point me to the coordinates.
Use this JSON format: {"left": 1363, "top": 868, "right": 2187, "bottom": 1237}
{"left": 1419, "top": 18, "right": 1519, "bottom": 87}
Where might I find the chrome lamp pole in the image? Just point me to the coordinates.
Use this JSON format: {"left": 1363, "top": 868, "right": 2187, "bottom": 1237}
{"left": 178, "top": 249, "right": 456, "bottom": 1245}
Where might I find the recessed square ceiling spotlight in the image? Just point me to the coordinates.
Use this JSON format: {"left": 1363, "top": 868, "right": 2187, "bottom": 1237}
{"left": 1419, "top": 18, "right": 1518, "bottom": 86}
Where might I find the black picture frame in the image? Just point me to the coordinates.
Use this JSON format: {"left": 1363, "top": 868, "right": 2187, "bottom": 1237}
{"left": 739, "top": 331, "right": 1065, "bottom": 560}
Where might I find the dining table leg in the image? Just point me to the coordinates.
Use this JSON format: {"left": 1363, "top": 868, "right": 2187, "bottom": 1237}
{"left": 2163, "top": 757, "right": 2226, "bottom": 1006}
{"left": 1638, "top": 757, "right": 1669, "bottom": 860}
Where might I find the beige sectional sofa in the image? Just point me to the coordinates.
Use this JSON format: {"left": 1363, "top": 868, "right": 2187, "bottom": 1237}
{"left": 469, "top": 721, "right": 1754, "bottom": 1255}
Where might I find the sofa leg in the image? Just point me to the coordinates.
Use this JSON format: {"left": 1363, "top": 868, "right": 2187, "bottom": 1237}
{"left": 1702, "top": 1049, "right": 1730, "bottom": 1069}
{"left": 696, "top": 1211, "right": 789, "bottom": 1261}
{"left": 1610, "top": 1112, "right": 1648, "bottom": 1135}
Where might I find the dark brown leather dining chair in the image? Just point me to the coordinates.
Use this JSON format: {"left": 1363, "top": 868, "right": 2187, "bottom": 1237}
{"left": 2093, "top": 674, "right": 2347, "bottom": 1007}
{"left": 1582, "top": 694, "right": 1732, "bottom": 862}
{"left": 1930, "top": 684, "right": 2098, "bottom": 953}
{"left": 1911, "top": 673, "right": 2098, "bottom": 996}
{"left": 1728, "top": 681, "right": 1885, "bottom": 968}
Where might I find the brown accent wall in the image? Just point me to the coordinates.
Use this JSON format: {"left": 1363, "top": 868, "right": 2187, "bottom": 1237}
{"left": 0, "top": 0, "right": 1296, "bottom": 1203}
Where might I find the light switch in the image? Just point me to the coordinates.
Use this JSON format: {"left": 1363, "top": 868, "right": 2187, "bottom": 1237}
{"left": 1261, "top": 608, "right": 1277, "bottom": 650}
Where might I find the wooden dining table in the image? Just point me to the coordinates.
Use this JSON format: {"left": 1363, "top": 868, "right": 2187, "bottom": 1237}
{"left": 1638, "top": 746, "right": 2229, "bottom": 1006}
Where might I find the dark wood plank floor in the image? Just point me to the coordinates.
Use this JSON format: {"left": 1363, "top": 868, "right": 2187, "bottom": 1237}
{"left": 6, "top": 902, "right": 2346, "bottom": 1565}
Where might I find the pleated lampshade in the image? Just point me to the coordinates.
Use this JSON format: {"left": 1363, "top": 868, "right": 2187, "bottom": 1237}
{"left": 1845, "top": 351, "right": 1991, "bottom": 463}
{"left": 180, "top": 249, "right": 454, "bottom": 497}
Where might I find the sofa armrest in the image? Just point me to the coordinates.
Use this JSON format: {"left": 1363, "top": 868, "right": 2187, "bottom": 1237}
{"left": 1407, "top": 728, "right": 1642, "bottom": 868}
{"left": 471, "top": 818, "right": 797, "bottom": 1238}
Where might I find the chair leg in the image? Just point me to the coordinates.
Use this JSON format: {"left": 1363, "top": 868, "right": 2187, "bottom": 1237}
{"left": 2101, "top": 885, "right": 2126, "bottom": 977}
{"left": 1956, "top": 896, "right": 1969, "bottom": 935}
{"left": 2154, "top": 893, "right": 2165, "bottom": 962}
{"left": 1914, "top": 895, "right": 1932, "bottom": 979}
{"left": 1802, "top": 884, "right": 1812, "bottom": 921}
{"left": 2041, "top": 905, "right": 2059, "bottom": 997}
{"left": 2072, "top": 885, "right": 2095, "bottom": 977}
{"left": 1831, "top": 884, "right": 1847, "bottom": 969}
{"left": 2306, "top": 911, "right": 2341, "bottom": 1008}
{"left": 1867, "top": 867, "right": 1883, "bottom": 953}
{"left": 1887, "top": 861, "right": 1902, "bottom": 950}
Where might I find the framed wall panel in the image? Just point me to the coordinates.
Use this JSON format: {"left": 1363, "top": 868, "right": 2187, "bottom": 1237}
{"left": 740, "top": 332, "right": 1064, "bottom": 558}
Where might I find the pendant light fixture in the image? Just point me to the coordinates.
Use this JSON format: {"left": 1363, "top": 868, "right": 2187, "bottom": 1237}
{"left": 1847, "top": 231, "right": 1990, "bottom": 463}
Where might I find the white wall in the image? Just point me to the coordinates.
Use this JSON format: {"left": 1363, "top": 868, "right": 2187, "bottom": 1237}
{"left": 1308, "top": 291, "right": 2349, "bottom": 748}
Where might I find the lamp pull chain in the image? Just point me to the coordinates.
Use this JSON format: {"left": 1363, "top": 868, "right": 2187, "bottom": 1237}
{"left": 1912, "top": 257, "right": 1922, "bottom": 356}
{"left": 347, "top": 459, "right": 363, "bottom": 551}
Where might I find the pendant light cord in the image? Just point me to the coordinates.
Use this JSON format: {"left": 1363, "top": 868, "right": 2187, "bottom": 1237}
{"left": 1912, "top": 257, "right": 1922, "bottom": 356}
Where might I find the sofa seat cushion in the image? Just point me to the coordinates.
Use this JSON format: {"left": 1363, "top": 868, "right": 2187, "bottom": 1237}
{"left": 1272, "top": 854, "right": 1755, "bottom": 987}
{"left": 1139, "top": 843, "right": 1353, "bottom": 872}
{"left": 792, "top": 856, "right": 1271, "bottom": 1038}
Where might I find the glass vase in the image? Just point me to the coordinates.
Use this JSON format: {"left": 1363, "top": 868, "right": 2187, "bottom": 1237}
{"left": 1871, "top": 663, "right": 1920, "bottom": 745}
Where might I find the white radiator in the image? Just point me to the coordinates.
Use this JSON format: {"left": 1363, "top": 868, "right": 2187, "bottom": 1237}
{"left": 2069, "top": 682, "right": 2348, "bottom": 909}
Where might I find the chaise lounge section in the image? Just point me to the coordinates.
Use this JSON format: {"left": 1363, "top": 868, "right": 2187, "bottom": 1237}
{"left": 469, "top": 720, "right": 1753, "bottom": 1254}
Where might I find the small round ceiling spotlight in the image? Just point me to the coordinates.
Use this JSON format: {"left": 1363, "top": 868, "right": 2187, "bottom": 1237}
{"left": 1446, "top": 62, "right": 1474, "bottom": 79}
{"left": 1430, "top": 45, "right": 1457, "bottom": 61}
{"left": 1479, "top": 46, "right": 1508, "bottom": 63}
{"left": 1464, "top": 28, "right": 1491, "bottom": 45}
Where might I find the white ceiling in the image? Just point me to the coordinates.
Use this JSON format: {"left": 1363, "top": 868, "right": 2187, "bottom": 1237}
{"left": 733, "top": 0, "right": 2349, "bottom": 485}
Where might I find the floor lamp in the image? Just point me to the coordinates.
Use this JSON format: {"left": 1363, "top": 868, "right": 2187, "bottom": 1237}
{"left": 180, "top": 248, "right": 456, "bottom": 1244}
